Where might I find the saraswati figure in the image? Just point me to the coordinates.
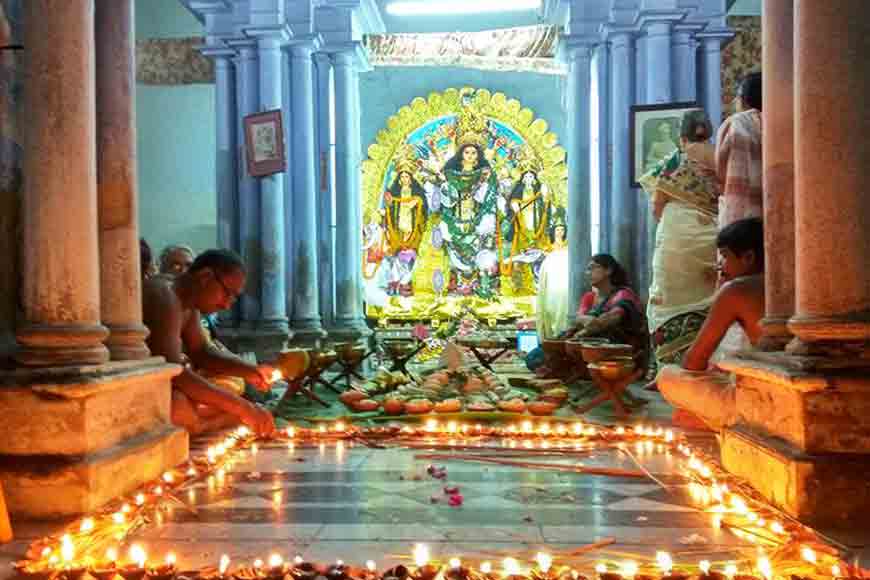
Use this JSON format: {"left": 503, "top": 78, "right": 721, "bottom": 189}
{"left": 434, "top": 106, "right": 500, "bottom": 298}
{"left": 383, "top": 152, "right": 428, "bottom": 296}
{"left": 504, "top": 147, "right": 552, "bottom": 292}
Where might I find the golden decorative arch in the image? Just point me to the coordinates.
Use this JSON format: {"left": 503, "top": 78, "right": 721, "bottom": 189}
{"left": 362, "top": 87, "right": 568, "bottom": 222}
{"left": 361, "top": 87, "right": 569, "bottom": 321}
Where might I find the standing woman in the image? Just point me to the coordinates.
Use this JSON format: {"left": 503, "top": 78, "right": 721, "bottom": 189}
{"left": 639, "top": 110, "right": 720, "bottom": 367}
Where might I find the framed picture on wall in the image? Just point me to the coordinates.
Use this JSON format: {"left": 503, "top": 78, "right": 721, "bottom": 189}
{"left": 243, "top": 109, "right": 286, "bottom": 177}
{"left": 629, "top": 102, "right": 698, "bottom": 187}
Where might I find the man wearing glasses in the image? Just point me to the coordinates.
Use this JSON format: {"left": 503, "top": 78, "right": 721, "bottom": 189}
{"left": 143, "top": 249, "right": 277, "bottom": 437}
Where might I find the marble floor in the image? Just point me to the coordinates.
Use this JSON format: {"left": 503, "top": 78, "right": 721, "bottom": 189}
{"left": 114, "top": 428, "right": 759, "bottom": 573}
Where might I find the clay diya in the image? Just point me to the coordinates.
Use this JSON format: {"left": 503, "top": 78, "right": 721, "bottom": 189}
{"left": 119, "top": 565, "right": 148, "bottom": 580}
{"left": 146, "top": 564, "right": 177, "bottom": 580}
{"left": 382, "top": 565, "right": 410, "bottom": 580}
{"left": 13, "top": 562, "right": 56, "bottom": 580}
{"left": 89, "top": 562, "right": 120, "bottom": 580}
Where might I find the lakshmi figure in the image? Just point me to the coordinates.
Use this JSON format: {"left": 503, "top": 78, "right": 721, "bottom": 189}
{"left": 383, "top": 157, "right": 427, "bottom": 296}
{"left": 436, "top": 107, "right": 500, "bottom": 298}
{"left": 504, "top": 152, "right": 551, "bottom": 292}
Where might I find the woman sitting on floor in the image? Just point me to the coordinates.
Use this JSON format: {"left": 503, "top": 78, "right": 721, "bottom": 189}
{"left": 530, "top": 254, "right": 648, "bottom": 377}
{"left": 564, "top": 254, "right": 649, "bottom": 373}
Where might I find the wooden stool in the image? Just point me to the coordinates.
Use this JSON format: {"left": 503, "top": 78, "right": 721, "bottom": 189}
{"left": 0, "top": 480, "right": 13, "bottom": 543}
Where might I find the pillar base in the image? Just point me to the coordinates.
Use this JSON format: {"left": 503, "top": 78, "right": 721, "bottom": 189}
{"left": 16, "top": 323, "right": 111, "bottom": 367}
{"left": 105, "top": 323, "right": 151, "bottom": 361}
{"left": 788, "top": 314, "right": 870, "bottom": 343}
{"left": 288, "top": 325, "right": 329, "bottom": 348}
{"left": 214, "top": 327, "right": 290, "bottom": 363}
{"left": 0, "top": 358, "right": 182, "bottom": 456}
{"left": 0, "top": 425, "right": 187, "bottom": 519}
{"left": 327, "top": 321, "right": 372, "bottom": 343}
{"left": 719, "top": 353, "right": 870, "bottom": 454}
{"left": 721, "top": 426, "right": 870, "bottom": 527}
{"left": 0, "top": 358, "right": 188, "bottom": 519}
{"left": 758, "top": 316, "right": 793, "bottom": 351}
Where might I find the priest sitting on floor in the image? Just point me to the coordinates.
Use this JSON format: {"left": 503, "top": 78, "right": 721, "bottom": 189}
{"left": 657, "top": 217, "right": 765, "bottom": 430}
{"left": 142, "top": 249, "right": 278, "bottom": 437}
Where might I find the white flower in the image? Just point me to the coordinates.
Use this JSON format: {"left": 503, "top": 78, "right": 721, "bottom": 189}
{"left": 476, "top": 214, "right": 496, "bottom": 236}
{"left": 438, "top": 221, "right": 453, "bottom": 242}
{"left": 475, "top": 249, "right": 498, "bottom": 272}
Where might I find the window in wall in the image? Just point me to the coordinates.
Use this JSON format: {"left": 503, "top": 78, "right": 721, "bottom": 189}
{"left": 589, "top": 51, "right": 601, "bottom": 255}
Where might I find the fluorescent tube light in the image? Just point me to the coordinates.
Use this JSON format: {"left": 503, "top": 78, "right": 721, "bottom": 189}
{"left": 386, "top": 0, "right": 542, "bottom": 16}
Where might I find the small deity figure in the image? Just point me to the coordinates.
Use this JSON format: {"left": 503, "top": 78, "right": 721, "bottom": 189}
{"left": 504, "top": 151, "right": 552, "bottom": 293}
{"left": 383, "top": 156, "right": 428, "bottom": 296}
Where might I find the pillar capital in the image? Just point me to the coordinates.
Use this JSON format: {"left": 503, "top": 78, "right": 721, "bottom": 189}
{"left": 696, "top": 29, "right": 735, "bottom": 47}
{"left": 243, "top": 24, "right": 292, "bottom": 44}
{"left": 226, "top": 37, "right": 259, "bottom": 60}
{"left": 326, "top": 41, "right": 369, "bottom": 71}
{"left": 285, "top": 35, "right": 323, "bottom": 60}
{"left": 198, "top": 44, "right": 237, "bottom": 60}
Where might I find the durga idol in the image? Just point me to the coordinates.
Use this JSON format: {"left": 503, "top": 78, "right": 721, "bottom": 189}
{"left": 435, "top": 106, "right": 500, "bottom": 298}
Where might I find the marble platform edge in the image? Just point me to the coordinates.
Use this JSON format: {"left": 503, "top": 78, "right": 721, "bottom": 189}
{"left": 0, "top": 357, "right": 181, "bottom": 391}
{"left": 722, "top": 425, "right": 870, "bottom": 527}
{"left": 719, "top": 353, "right": 870, "bottom": 392}
{"left": 725, "top": 349, "right": 870, "bottom": 377}
{"left": 0, "top": 425, "right": 188, "bottom": 519}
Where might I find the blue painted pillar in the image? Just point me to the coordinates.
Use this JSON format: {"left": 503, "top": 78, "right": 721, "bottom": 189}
{"left": 287, "top": 41, "right": 324, "bottom": 340}
{"left": 248, "top": 33, "right": 289, "bottom": 332}
{"left": 645, "top": 21, "right": 674, "bottom": 104}
{"left": 314, "top": 52, "right": 336, "bottom": 331}
{"left": 564, "top": 40, "right": 594, "bottom": 321}
{"left": 672, "top": 27, "right": 698, "bottom": 102}
{"left": 230, "top": 40, "right": 261, "bottom": 327}
{"left": 206, "top": 48, "right": 239, "bottom": 256}
{"left": 331, "top": 48, "right": 368, "bottom": 336}
{"left": 699, "top": 35, "right": 725, "bottom": 127}
{"left": 595, "top": 42, "right": 611, "bottom": 255}
{"left": 608, "top": 31, "right": 636, "bottom": 273}
{"left": 202, "top": 47, "right": 240, "bottom": 326}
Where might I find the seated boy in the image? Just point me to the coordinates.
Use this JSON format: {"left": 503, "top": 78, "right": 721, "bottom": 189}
{"left": 657, "top": 217, "right": 765, "bottom": 430}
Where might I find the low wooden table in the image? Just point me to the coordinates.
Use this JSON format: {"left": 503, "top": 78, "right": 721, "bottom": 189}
{"left": 456, "top": 337, "right": 515, "bottom": 372}
{"left": 574, "top": 365, "right": 644, "bottom": 419}
{"left": 279, "top": 350, "right": 338, "bottom": 408}
{"left": 380, "top": 338, "right": 427, "bottom": 381}
{"left": 329, "top": 343, "right": 377, "bottom": 390}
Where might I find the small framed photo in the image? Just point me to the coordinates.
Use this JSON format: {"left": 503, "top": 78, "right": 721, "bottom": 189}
{"left": 629, "top": 102, "right": 698, "bottom": 187}
{"left": 243, "top": 109, "right": 286, "bottom": 177}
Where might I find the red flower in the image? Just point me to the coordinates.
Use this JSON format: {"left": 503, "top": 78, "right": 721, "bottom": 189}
{"left": 412, "top": 324, "right": 430, "bottom": 341}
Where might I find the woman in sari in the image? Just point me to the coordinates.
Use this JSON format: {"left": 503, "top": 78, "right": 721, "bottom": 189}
{"left": 639, "top": 110, "right": 720, "bottom": 367}
{"left": 527, "top": 253, "right": 647, "bottom": 375}
{"left": 567, "top": 254, "right": 649, "bottom": 373}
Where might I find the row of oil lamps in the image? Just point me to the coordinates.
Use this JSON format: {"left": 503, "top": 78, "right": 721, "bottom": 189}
{"left": 16, "top": 424, "right": 849, "bottom": 580}
{"left": 19, "top": 540, "right": 826, "bottom": 580}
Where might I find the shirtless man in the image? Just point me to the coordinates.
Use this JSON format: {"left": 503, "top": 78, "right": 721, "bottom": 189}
{"left": 658, "top": 217, "right": 765, "bottom": 429}
{"left": 160, "top": 244, "right": 195, "bottom": 276}
{"left": 143, "top": 249, "right": 277, "bottom": 436}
